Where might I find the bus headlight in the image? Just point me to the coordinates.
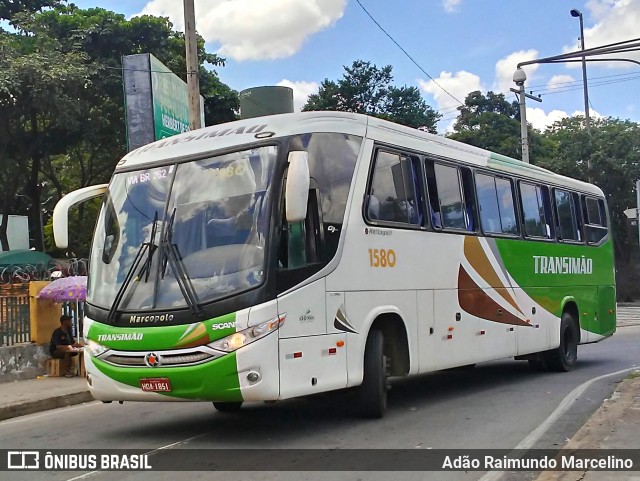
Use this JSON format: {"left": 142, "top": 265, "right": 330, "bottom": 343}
{"left": 209, "top": 315, "right": 285, "bottom": 353}
{"left": 86, "top": 340, "right": 108, "bottom": 357}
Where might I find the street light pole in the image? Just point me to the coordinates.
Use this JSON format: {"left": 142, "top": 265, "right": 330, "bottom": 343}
{"left": 184, "top": 0, "right": 202, "bottom": 130}
{"left": 637, "top": 179, "right": 640, "bottom": 248}
{"left": 511, "top": 68, "right": 542, "bottom": 164}
{"left": 513, "top": 68, "right": 529, "bottom": 163}
{"left": 571, "top": 9, "right": 591, "bottom": 134}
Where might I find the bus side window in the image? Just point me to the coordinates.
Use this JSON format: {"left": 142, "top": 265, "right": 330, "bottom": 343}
{"left": 424, "top": 161, "right": 442, "bottom": 228}
{"left": 426, "top": 162, "right": 471, "bottom": 231}
{"left": 475, "top": 173, "right": 518, "bottom": 236}
{"left": 582, "top": 196, "right": 608, "bottom": 244}
{"left": 519, "top": 182, "right": 552, "bottom": 239}
{"left": 554, "top": 189, "right": 581, "bottom": 242}
{"left": 460, "top": 168, "right": 476, "bottom": 232}
{"left": 540, "top": 186, "right": 554, "bottom": 238}
{"left": 572, "top": 193, "right": 584, "bottom": 242}
{"left": 366, "top": 150, "right": 422, "bottom": 226}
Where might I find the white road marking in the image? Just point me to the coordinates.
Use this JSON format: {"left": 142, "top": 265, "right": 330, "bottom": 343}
{"left": 476, "top": 365, "right": 638, "bottom": 481}
{"left": 64, "top": 432, "right": 206, "bottom": 481}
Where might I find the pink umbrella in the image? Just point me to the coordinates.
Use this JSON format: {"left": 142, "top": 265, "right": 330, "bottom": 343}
{"left": 37, "top": 276, "right": 87, "bottom": 302}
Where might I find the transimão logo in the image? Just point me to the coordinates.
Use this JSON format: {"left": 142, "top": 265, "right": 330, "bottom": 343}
{"left": 97, "top": 333, "right": 143, "bottom": 342}
{"left": 533, "top": 255, "right": 593, "bottom": 274}
{"left": 211, "top": 322, "right": 235, "bottom": 330}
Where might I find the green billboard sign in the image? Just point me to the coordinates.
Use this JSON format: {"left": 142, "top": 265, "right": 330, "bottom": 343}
{"left": 150, "top": 55, "right": 191, "bottom": 139}
{"left": 123, "top": 53, "right": 204, "bottom": 151}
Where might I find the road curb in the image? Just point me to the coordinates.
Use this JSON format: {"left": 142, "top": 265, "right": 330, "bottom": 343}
{"left": 0, "top": 391, "right": 94, "bottom": 422}
{"left": 535, "top": 372, "right": 640, "bottom": 481}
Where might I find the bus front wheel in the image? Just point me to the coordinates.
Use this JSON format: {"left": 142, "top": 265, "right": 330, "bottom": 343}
{"left": 356, "top": 329, "right": 388, "bottom": 418}
{"left": 213, "top": 401, "right": 243, "bottom": 412}
{"left": 544, "top": 312, "right": 579, "bottom": 372}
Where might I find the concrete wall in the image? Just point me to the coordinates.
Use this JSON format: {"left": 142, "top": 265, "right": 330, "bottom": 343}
{"left": 0, "top": 343, "right": 48, "bottom": 382}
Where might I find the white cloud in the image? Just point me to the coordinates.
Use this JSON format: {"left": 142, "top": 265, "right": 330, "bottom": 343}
{"left": 277, "top": 79, "right": 320, "bottom": 111}
{"left": 571, "top": 108, "right": 603, "bottom": 119}
{"left": 526, "top": 108, "right": 569, "bottom": 131}
{"left": 494, "top": 49, "right": 539, "bottom": 93}
{"left": 564, "top": 0, "right": 640, "bottom": 65}
{"left": 443, "top": 0, "right": 462, "bottom": 13}
{"left": 419, "top": 70, "right": 483, "bottom": 133}
{"left": 418, "top": 70, "right": 484, "bottom": 112}
{"left": 547, "top": 74, "right": 576, "bottom": 90}
{"left": 134, "top": 0, "right": 347, "bottom": 61}
{"left": 525, "top": 107, "right": 603, "bottom": 132}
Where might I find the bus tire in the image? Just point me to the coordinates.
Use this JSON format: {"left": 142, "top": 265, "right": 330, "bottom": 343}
{"left": 213, "top": 401, "right": 243, "bottom": 412}
{"left": 544, "top": 312, "right": 579, "bottom": 372}
{"left": 356, "top": 329, "right": 388, "bottom": 419}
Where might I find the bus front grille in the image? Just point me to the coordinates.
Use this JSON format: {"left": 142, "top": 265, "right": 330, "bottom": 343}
{"left": 102, "top": 351, "right": 216, "bottom": 367}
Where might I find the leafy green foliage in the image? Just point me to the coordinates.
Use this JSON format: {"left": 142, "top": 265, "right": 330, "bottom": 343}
{"left": 0, "top": 0, "right": 60, "bottom": 21}
{"left": 303, "top": 60, "right": 440, "bottom": 132}
{"left": 448, "top": 90, "right": 553, "bottom": 161}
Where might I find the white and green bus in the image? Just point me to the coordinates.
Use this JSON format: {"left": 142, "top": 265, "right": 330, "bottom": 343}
{"left": 53, "top": 112, "right": 616, "bottom": 418}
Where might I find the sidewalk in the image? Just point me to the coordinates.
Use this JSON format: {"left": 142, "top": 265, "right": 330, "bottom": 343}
{"left": 0, "top": 376, "right": 93, "bottom": 421}
{"left": 615, "top": 304, "right": 640, "bottom": 327}
{"left": 535, "top": 372, "right": 640, "bottom": 481}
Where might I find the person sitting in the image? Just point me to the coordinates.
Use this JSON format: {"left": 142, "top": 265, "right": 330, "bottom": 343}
{"left": 49, "top": 315, "right": 83, "bottom": 377}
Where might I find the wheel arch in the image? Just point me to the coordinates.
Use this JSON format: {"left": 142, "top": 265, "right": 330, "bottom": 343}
{"left": 365, "top": 310, "right": 411, "bottom": 377}
{"left": 560, "top": 297, "right": 581, "bottom": 343}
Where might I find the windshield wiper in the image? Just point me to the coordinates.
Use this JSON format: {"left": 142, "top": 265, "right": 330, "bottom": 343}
{"left": 138, "top": 211, "right": 159, "bottom": 282}
{"left": 107, "top": 211, "right": 158, "bottom": 323}
{"left": 159, "top": 208, "right": 201, "bottom": 315}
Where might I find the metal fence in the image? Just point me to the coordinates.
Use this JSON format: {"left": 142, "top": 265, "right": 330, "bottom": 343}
{"left": 61, "top": 301, "right": 85, "bottom": 340}
{"left": 0, "top": 258, "right": 88, "bottom": 286}
{"left": 0, "top": 295, "right": 30, "bottom": 346}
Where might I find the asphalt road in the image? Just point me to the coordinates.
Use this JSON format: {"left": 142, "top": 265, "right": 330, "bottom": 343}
{"left": 2, "top": 326, "right": 639, "bottom": 481}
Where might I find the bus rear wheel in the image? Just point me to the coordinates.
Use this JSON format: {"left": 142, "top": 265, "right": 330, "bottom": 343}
{"left": 543, "top": 312, "right": 579, "bottom": 372}
{"left": 356, "top": 329, "right": 388, "bottom": 419}
{"left": 213, "top": 401, "right": 243, "bottom": 412}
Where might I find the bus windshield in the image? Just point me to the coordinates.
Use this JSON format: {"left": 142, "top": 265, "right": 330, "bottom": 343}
{"left": 88, "top": 146, "right": 278, "bottom": 312}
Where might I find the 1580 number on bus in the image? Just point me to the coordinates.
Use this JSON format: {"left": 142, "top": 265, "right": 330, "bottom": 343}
{"left": 368, "top": 249, "right": 396, "bottom": 268}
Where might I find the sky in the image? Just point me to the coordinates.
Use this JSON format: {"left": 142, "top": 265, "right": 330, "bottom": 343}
{"left": 70, "top": 0, "right": 640, "bottom": 132}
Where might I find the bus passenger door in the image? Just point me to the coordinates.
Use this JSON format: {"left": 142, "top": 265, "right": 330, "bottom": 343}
{"left": 276, "top": 182, "right": 348, "bottom": 398}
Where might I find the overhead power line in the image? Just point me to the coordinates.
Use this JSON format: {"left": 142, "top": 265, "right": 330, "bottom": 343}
{"left": 354, "top": 0, "right": 464, "bottom": 107}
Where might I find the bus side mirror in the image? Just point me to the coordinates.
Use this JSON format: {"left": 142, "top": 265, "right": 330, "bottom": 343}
{"left": 285, "top": 151, "right": 310, "bottom": 223}
{"left": 53, "top": 184, "right": 109, "bottom": 249}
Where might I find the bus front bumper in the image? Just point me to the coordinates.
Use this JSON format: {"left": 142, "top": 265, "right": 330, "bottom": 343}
{"left": 85, "top": 332, "right": 280, "bottom": 403}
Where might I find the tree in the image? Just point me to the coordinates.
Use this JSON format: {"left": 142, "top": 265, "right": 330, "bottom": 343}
{"left": 1, "top": 4, "right": 239, "bottom": 254}
{"left": 303, "top": 60, "right": 440, "bottom": 132}
{"left": 448, "top": 90, "right": 554, "bottom": 163}
{"left": 0, "top": 0, "right": 60, "bottom": 21}
{"left": 0, "top": 29, "right": 95, "bottom": 251}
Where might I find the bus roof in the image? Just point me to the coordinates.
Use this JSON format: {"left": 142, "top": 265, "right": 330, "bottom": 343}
{"left": 117, "top": 111, "right": 603, "bottom": 197}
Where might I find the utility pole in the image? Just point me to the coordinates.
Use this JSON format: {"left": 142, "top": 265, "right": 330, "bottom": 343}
{"left": 184, "top": 0, "right": 201, "bottom": 130}
{"left": 511, "top": 68, "right": 541, "bottom": 164}
{"left": 637, "top": 179, "right": 640, "bottom": 248}
{"left": 570, "top": 9, "right": 591, "bottom": 134}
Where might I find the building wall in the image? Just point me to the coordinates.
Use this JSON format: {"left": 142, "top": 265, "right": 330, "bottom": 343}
{"left": 0, "top": 215, "right": 30, "bottom": 251}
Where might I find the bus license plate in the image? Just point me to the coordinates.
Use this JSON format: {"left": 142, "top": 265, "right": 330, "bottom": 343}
{"left": 140, "top": 378, "right": 171, "bottom": 392}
